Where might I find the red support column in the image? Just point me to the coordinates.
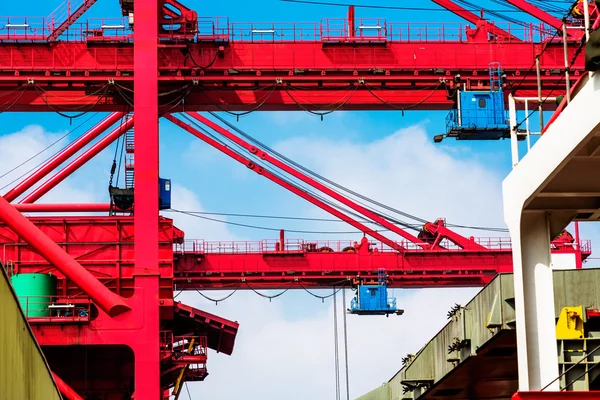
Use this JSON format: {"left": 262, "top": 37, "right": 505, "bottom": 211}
{"left": 134, "top": 0, "right": 160, "bottom": 398}
{"left": 3, "top": 112, "right": 124, "bottom": 202}
{"left": 20, "top": 116, "right": 134, "bottom": 204}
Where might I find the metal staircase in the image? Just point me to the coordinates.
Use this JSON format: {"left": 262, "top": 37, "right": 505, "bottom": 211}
{"left": 124, "top": 126, "right": 134, "bottom": 189}
{"left": 47, "top": 0, "right": 98, "bottom": 41}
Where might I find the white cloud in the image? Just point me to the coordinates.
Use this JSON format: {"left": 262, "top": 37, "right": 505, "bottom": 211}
{"left": 272, "top": 123, "right": 506, "bottom": 238}
{"left": 0, "top": 124, "right": 101, "bottom": 204}
{"left": 178, "top": 123, "right": 503, "bottom": 399}
{"left": 162, "top": 184, "right": 240, "bottom": 241}
{"left": 182, "top": 286, "right": 479, "bottom": 400}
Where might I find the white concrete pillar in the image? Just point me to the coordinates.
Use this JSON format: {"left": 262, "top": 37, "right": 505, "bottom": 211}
{"left": 507, "top": 211, "right": 559, "bottom": 391}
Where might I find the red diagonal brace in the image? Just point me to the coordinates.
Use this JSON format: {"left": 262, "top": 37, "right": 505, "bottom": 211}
{"left": 186, "top": 112, "right": 426, "bottom": 247}
{"left": 165, "top": 114, "right": 406, "bottom": 252}
{"left": 0, "top": 195, "right": 130, "bottom": 317}
{"left": 504, "top": 0, "right": 564, "bottom": 31}
{"left": 431, "top": 0, "right": 521, "bottom": 41}
{"left": 20, "top": 115, "right": 134, "bottom": 204}
{"left": 3, "top": 112, "right": 125, "bottom": 202}
{"left": 52, "top": 372, "right": 84, "bottom": 400}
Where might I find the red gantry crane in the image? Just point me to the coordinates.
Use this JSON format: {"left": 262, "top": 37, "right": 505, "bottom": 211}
{"left": 0, "top": 0, "right": 595, "bottom": 399}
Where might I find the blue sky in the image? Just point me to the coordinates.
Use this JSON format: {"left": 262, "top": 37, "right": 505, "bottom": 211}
{"left": 0, "top": 1, "right": 592, "bottom": 399}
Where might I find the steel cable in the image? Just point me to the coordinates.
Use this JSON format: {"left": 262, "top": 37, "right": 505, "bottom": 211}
{"left": 342, "top": 288, "right": 350, "bottom": 400}
{"left": 333, "top": 286, "right": 341, "bottom": 400}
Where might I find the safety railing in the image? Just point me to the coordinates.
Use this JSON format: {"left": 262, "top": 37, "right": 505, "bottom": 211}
{"left": 446, "top": 108, "right": 510, "bottom": 132}
{"left": 0, "top": 16, "right": 557, "bottom": 44}
{"left": 82, "top": 18, "right": 132, "bottom": 42}
{"left": 229, "top": 22, "right": 320, "bottom": 42}
{"left": 160, "top": 331, "right": 208, "bottom": 356}
{"left": 321, "top": 18, "right": 387, "bottom": 41}
{"left": 175, "top": 238, "right": 591, "bottom": 255}
{"left": 17, "top": 295, "right": 91, "bottom": 321}
{"left": 0, "top": 17, "right": 50, "bottom": 41}
{"left": 197, "top": 16, "right": 230, "bottom": 41}
{"left": 0, "top": 16, "right": 132, "bottom": 42}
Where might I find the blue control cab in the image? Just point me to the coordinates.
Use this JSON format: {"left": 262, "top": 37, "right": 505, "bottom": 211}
{"left": 159, "top": 178, "right": 171, "bottom": 210}
{"left": 348, "top": 269, "right": 403, "bottom": 317}
{"left": 442, "top": 63, "right": 515, "bottom": 141}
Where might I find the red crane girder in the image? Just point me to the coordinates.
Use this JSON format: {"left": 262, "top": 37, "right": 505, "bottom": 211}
{"left": 0, "top": 19, "right": 584, "bottom": 111}
{"left": 0, "top": 217, "right": 590, "bottom": 291}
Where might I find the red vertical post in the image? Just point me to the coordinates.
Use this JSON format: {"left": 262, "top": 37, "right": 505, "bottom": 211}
{"left": 134, "top": 0, "right": 160, "bottom": 398}
{"left": 348, "top": 6, "right": 355, "bottom": 38}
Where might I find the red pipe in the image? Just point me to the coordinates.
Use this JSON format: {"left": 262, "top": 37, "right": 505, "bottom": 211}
{"left": 187, "top": 112, "right": 427, "bottom": 247}
{"left": 0, "top": 195, "right": 130, "bottom": 317}
{"left": 52, "top": 372, "right": 84, "bottom": 400}
{"left": 15, "top": 203, "right": 111, "bottom": 213}
{"left": 3, "top": 112, "right": 125, "bottom": 202}
{"left": 20, "top": 115, "right": 134, "bottom": 204}
{"left": 165, "top": 114, "right": 406, "bottom": 252}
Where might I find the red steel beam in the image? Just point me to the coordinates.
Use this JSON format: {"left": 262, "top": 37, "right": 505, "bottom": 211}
{"left": 187, "top": 112, "right": 434, "bottom": 247}
{"left": 504, "top": 0, "right": 564, "bottom": 31}
{"left": 165, "top": 114, "right": 406, "bottom": 252}
{"left": 20, "top": 116, "right": 134, "bottom": 204}
{"left": 0, "top": 195, "right": 130, "bottom": 316}
{"left": 15, "top": 203, "right": 111, "bottom": 212}
{"left": 52, "top": 372, "right": 84, "bottom": 400}
{"left": 3, "top": 112, "right": 124, "bottom": 202}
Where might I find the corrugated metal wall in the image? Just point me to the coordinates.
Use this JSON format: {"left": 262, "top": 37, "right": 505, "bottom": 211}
{"left": 1, "top": 267, "right": 61, "bottom": 400}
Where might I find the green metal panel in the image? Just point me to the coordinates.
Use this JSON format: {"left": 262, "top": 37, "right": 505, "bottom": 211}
{"left": 10, "top": 273, "right": 56, "bottom": 317}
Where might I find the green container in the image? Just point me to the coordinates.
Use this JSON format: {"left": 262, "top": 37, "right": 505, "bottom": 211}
{"left": 10, "top": 273, "right": 57, "bottom": 317}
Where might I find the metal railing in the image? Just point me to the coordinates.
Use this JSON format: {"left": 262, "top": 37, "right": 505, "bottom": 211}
{"left": 17, "top": 295, "right": 91, "bottom": 320}
{"left": 0, "top": 16, "right": 555, "bottom": 44}
{"left": 174, "top": 238, "right": 591, "bottom": 255}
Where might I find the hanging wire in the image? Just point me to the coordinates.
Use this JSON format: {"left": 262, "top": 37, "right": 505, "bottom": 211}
{"left": 163, "top": 209, "right": 509, "bottom": 232}
{"left": 362, "top": 82, "right": 443, "bottom": 116}
{"left": 169, "top": 208, "right": 381, "bottom": 234}
{"left": 207, "top": 112, "right": 430, "bottom": 225}
{"left": 195, "top": 288, "right": 238, "bottom": 304}
{"left": 333, "top": 286, "right": 341, "bottom": 400}
{"left": 342, "top": 288, "right": 350, "bottom": 400}
{"left": 515, "top": 32, "right": 587, "bottom": 129}
{"left": 34, "top": 84, "right": 110, "bottom": 121}
{"left": 283, "top": 83, "right": 359, "bottom": 120}
{"left": 177, "top": 113, "right": 418, "bottom": 231}
{"left": 298, "top": 281, "right": 349, "bottom": 301}
{"left": 197, "top": 113, "right": 511, "bottom": 233}
{"left": 243, "top": 281, "right": 295, "bottom": 301}
{"left": 200, "top": 83, "right": 279, "bottom": 120}
{"left": 279, "top": 0, "right": 550, "bottom": 12}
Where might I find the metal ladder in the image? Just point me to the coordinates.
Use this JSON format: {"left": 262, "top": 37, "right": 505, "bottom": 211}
{"left": 124, "top": 126, "right": 134, "bottom": 189}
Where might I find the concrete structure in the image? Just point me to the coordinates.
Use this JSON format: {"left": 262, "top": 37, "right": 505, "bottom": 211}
{"left": 0, "top": 265, "right": 61, "bottom": 400}
{"left": 356, "top": 269, "right": 600, "bottom": 400}
{"left": 503, "top": 70, "right": 600, "bottom": 392}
